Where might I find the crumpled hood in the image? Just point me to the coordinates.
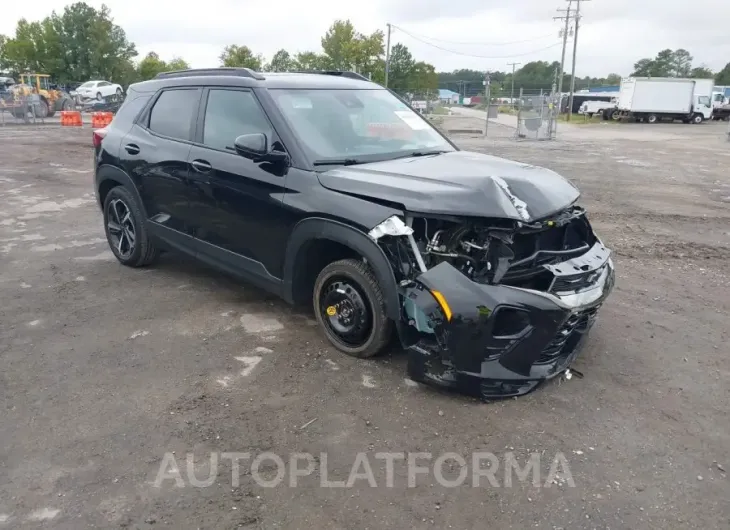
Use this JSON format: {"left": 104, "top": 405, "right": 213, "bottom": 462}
{"left": 316, "top": 151, "right": 580, "bottom": 222}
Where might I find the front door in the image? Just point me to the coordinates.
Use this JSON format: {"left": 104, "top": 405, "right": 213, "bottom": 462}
{"left": 187, "top": 87, "right": 292, "bottom": 287}
{"left": 119, "top": 87, "right": 201, "bottom": 249}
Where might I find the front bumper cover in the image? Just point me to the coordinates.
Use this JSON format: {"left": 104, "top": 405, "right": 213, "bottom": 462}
{"left": 405, "top": 242, "right": 615, "bottom": 399}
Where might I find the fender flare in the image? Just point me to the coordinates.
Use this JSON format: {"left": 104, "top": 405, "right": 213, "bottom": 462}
{"left": 282, "top": 217, "right": 401, "bottom": 320}
{"left": 95, "top": 164, "right": 148, "bottom": 218}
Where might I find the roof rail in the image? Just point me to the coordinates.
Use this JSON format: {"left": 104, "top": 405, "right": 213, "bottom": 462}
{"left": 289, "top": 70, "right": 371, "bottom": 82}
{"left": 155, "top": 68, "right": 265, "bottom": 80}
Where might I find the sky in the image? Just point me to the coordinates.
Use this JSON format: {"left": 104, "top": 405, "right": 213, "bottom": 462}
{"left": 2, "top": 0, "right": 729, "bottom": 77}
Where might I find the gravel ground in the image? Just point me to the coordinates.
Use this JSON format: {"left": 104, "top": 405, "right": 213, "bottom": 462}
{"left": 0, "top": 120, "right": 728, "bottom": 529}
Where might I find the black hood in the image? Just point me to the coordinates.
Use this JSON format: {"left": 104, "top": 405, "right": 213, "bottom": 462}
{"left": 316, "top": 151, "right": 580, "bottom": 222}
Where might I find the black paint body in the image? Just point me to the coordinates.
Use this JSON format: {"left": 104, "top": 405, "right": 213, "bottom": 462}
{"left": 94, "top": 70, "right": 614, "bottom": 400}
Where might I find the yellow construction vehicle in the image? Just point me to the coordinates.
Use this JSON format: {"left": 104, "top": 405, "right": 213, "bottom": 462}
{"left": 13, "top": 73, "right": 74, "bottom": 118}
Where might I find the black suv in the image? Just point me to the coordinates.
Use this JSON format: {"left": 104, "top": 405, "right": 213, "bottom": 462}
{"left": 94, "top": 68, "right": 614, "bottom": 399}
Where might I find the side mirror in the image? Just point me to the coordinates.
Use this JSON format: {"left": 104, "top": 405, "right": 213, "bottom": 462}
{"left": 234, "top": 133, "right": 289, "bottom": 164}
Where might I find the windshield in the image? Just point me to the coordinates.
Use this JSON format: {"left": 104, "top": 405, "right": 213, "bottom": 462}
{"left": 269, "top": 88, "right": 454, "bottom": 163}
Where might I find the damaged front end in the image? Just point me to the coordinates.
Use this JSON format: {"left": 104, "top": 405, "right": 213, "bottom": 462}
{"left": 369, "top": 206, "right": 615, "bottom": 399}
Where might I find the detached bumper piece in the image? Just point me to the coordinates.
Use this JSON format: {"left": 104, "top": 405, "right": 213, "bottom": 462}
{"left": 404, "top": 242, "right": 615, "bottom": 399}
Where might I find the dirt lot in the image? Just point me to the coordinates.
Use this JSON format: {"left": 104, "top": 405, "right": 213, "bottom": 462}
{"left": 1, "top": 119, "right": 729, "bottom": 529}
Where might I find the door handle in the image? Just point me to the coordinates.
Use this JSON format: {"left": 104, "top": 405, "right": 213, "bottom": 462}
{"left": 124, "top": 143, "right": 140, "bottom": 155}
{"left": 191, "top": 159, "right": 212, "bottom": 173}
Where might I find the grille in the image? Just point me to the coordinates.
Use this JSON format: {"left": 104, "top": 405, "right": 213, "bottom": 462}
{"left": 537, "top": 306, "right": 600, "bottom": 364}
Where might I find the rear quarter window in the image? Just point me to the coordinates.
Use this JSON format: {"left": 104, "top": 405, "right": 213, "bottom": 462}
{"left": 107, "top": 90, "right": 152, "bottom": 135}
{"left": 147, "top": 89, "right": 200, "bottom": 141}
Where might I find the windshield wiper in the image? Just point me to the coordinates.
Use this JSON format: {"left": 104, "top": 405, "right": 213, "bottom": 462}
{"left": 313, "top": 158, "right": 363, "bottom": 166}
{"left": 391, "top": 150, "right": 450, "bottom": 160}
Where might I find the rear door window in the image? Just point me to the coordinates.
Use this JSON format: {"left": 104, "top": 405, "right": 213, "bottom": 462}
{"left": 148, "top": 89, "right": 200, "bottom": 141}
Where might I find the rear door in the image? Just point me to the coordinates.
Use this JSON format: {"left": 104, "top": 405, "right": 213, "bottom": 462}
{"left": 119, "top": 87, "right": 202, "bottom": 249}
{"left": 186, "top": 87, "right": 291, "bottom": 286}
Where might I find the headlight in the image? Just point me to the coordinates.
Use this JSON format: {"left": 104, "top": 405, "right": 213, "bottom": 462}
{"left": 368, "top": 215, "right": 413, "bottom": 240}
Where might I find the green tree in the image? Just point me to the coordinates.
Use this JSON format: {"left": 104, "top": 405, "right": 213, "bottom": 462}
{"left": 606, "top": 73, "right": 621, "bottom": 85}
{"left": 716, "top": 62, "right": 730, "bottom": 85}
{"left": 631, "top": 49, "right": 702, "bottom": 78}
{"left": 690, "top": 66, "right": 714, "bottom": 79}
{"left": 410, "top": 61, "right": 438, "bottom": 96}
{"left": 219, "top": 45, "right": 263, "bottom": 70}
{"left": 167, "top": 57, "right": 190, "bottom": 71}
{"left": 320, "top": 20, "right": 384, "bottom": 81}
{"left": 137, "top": 52, "right": 167, "bottom": 80}
{"left": 632, "top": 58, "right": 654, "bottom": 77}
{"left": 387, "top": 43, "right": 415, "bottom": 92}
{"left": 292, "top": 51, "right": 330, "bottom": 70}
{"left": 2, "top": 3, "right": 136, "bottom": 83}
{"left": 670, "top": 49, "right": 693, "bottom": 77}
{"left": 135, "top": 53, "right": 190, "bottom": 81}
{"left": 0, "top": 34, "right": 8, "bottom": 70}
{"left": 265, "top": 49, "right": 295, "bottom": 72}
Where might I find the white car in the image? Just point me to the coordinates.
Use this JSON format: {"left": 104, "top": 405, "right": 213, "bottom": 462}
{"left": 74, "top": 80, "right": 124, "bottom": 101}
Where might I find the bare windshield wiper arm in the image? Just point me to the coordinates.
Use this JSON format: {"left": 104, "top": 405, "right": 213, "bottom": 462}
{"left": 391, "top": 150, "right": 450, "bottom": 160}
{"left": 312, "top": 158, "right": 363, "bottom": 166}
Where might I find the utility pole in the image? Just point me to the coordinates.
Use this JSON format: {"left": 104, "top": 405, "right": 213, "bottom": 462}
{"left": 484, "top": 72, "right": 491, "bottom": 137}
{"left": 384, "top": 23, "right": 392, "bottom": 88}
{"left": 507, "top": 62, "right": 520, "bottom": 108}
{"left": 567, "top": 0, "right": 590, "bottom": 121}
{"left": 554, "top": 1, "right": 572, "bottom": 117}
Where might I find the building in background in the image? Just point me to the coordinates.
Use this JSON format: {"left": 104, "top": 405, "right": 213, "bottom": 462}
{"left": 438, "top": 89, "right": 459, "bottom": 104}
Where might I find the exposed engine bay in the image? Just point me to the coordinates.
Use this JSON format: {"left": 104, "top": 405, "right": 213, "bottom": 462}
{"left": 368, "top": 205, "right": 614, "bottom": 399}
{"left": 373, "top": 205, "right": 597, "bottom": 290}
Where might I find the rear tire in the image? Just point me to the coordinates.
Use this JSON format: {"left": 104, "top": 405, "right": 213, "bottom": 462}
{"left": 313, "top": 258, "right": 392, "bottom": 358}
{"left": 103, "top": 186, "right": 158, "bottom": 267}
{"left": 647, "top": 114, "right": 658, "bottom": 124}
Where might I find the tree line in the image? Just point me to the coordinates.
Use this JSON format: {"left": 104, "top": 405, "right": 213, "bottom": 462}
{"left": 0, "top": 3, "right": 437, "bottom": 96}
{"left": 2, "top": 3, "right": 728, "bottom": 95}
{"left": 440, "top": 50, "right": 730, "bottom": 98}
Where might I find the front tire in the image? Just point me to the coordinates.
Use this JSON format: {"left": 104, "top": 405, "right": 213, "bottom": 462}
{"left": 103, "top": 186, "right": 158, "bottom": 267}
{"left": 313, "top": 258, "right": 392, "bottom": 358}
{"left": 691, "top": 113, "right": 704, "bottom": 124}
{"left": 96, "top": 92, "right": 103, "bottom": 101}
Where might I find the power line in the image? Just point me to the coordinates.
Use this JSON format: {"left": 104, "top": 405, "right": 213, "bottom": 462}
{"left": 391, "top": 25, "right": 562, "bottom": 59}
{"left": 390, "top": 27, "right": 558, "bottom": 47}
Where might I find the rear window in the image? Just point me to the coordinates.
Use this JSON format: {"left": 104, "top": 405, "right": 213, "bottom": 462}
{"left": 79, "top": 82, "right": 95, "bottom": 88}
{"left": 147, "top": 89, "right": 200, "bottom": 141}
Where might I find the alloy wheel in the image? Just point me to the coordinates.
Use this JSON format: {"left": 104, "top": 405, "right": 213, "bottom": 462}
{"left": 106, "top": 199, "right": 136, "bottom": 259}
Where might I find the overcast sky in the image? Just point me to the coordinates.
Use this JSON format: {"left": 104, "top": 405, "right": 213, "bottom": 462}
{"left": 2, "top": 0, "right": 728, "bottom": 77}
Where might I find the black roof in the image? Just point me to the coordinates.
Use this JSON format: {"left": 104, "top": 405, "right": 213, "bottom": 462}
{"left": 131, "top": 68, "right": 380, "bottom": 93}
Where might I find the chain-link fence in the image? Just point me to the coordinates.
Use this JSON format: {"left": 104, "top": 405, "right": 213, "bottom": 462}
{"left": 515, "top": 88, "right": 559, "bottom": 141}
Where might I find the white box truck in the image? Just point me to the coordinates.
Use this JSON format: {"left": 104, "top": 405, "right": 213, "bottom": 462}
{"left": 616, "top": 77, "right": 713, "bottom": 124}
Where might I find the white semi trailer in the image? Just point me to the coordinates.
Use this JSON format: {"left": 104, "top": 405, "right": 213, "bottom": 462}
{"left": 616, "top": 77, "right": 714, "bottom": 124}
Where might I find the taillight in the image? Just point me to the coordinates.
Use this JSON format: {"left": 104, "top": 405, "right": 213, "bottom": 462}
{"left": 93, "top": 127, "right": 108, "bottom": 148}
